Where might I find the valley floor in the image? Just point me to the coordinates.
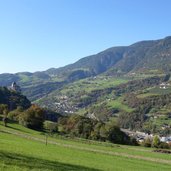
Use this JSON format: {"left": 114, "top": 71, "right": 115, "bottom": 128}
{"left": 0, "top": 122, "right": 171, "bottom": 171}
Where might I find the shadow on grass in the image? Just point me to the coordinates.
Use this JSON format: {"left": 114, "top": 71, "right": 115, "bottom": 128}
{"left": 0, "top": 150, "right": 101, "bottom": 171}
{"left": 6, "top": 125, "right": 30, "bottom": 133}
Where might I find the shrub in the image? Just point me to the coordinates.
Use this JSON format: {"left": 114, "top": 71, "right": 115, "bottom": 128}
{"left": 142, "top": 137, "right": 152, "bottom": 147}
{"left": 158, "top": 142, "right": 169, "bottom": 149}
{"left": 152, "top": 135, "right": 160, "bottom": 148}
{"left": 44, "top": 121, "right": 58, "bottom": 133}
{"left": 105, "top": 124, "right": 130, "bottom": 144}
{"left": 19, "top": 105, "right": 45, "bottom": 129}
{"left": 8, "top": 107, "right": 23, "bottom": 121}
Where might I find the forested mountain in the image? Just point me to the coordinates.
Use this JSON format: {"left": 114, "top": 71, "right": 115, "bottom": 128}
{"left": 1, "top": 36, "right": 171, "bottom": 101}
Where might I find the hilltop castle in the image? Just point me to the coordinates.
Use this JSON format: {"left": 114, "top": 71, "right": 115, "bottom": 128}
{"left": 9, "top": 82, "right": 21, "bottom": 93}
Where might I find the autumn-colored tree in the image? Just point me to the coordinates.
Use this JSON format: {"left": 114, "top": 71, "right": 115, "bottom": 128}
{"left": 19, "top": 104, "right": 45, "bottom": 129}
{"left": 0, "top": 104, "right": 9, "bottom": 127}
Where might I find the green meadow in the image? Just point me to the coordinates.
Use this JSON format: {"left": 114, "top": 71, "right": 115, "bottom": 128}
{"left": 0, "top": 122, "right": 171, "bottom": 171}
{"left": 107, "top": 97, "right": 134, "bottom": 112}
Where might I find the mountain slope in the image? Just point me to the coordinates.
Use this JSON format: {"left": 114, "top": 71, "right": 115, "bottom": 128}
{"left": 1, "top": 36, "right": 171, "bottom": 101}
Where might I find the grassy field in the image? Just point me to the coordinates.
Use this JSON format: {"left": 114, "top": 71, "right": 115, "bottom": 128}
{"left": 107, "top": 97, "right": 134, "bottom": 112}
{"left": 0, "top": 122, "right": 171, "bottom": 171}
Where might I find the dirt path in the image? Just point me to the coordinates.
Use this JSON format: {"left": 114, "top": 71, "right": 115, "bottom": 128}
{"left": 1, "top": 129, "right": 171, "bottom": 165}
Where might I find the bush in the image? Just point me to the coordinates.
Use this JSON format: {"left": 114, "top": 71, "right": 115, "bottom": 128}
{"left": 152, "top": 135, "right": 160, "bottom": 148}
{"left": 105, "top": 124, "right": 130, "bottom": 144}
{"left": 0, "top": 104, "right": 8, "bottom": 114}
{"left": 44, "top": 121, "right": 58, "bottom": 133}
{"left": 142, "top": 137, "right": 152, "bottom": 147}
{"left": 8, "top": 107, "right": 23, "bottom": 121}
{"left": 19, "top": 105, "right": 45, "bottom": 129}
{"left": 158, "top": 142, "right": 169, "bottom": 149}
{"left": 58, "top": 114, "right": 136, "bottom": 145}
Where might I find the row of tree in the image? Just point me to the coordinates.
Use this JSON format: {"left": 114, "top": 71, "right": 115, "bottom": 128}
{"left": 142, "top": 136, "right": 171, "bottom": 149}
{"left": 57, "top": 115, "right": 137, "bottom": 145}
{"left": 0, "top": 103, "right": 137, "bottom": 145}
{"left": 0, "top": 104, "right": 45, "bottom": 129}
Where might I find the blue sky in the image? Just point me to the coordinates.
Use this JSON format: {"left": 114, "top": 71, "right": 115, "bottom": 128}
{"left": 0, "top": 0, "right": 171, "bottom": 74}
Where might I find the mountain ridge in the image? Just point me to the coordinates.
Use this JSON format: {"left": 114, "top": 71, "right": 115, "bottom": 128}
{"left": 1, "top": 36, "right": 170, "bottom": 77}
{"left": 1, "top": 36, "right": 171, "bottom": 101}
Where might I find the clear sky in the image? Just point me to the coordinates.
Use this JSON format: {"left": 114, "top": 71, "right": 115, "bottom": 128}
{"left": 0, "top": 0, "right": 171, "bottom": 74}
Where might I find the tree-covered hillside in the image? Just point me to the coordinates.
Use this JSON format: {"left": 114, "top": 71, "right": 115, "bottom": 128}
{"left": 0, "top": 87, "right": 31, "bottom": 110}
{"left": 1, "top": 36, "right": 171, "bottom": 101}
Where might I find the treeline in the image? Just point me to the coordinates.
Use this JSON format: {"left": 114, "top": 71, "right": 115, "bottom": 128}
{"left": 1, "top": 103, "right": 62, "bottom": 129}
{"left": 141, "top": 136, "right": 171, "bottom": 149}
{"left": 0, "top": 102, "right": 136, "bottom": 145}
{"left": 58, "top": 115, "right": 137, "bottom": 145}
{"left": 0, "top": 104, "right": 45, "bottom": 129}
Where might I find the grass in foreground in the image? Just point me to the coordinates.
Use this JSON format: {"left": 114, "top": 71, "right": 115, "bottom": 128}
{"left": 0, "top": 122, "right": 171, "bottom": 171}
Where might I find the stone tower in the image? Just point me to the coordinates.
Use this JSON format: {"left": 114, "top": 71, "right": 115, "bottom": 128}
{"left": 10, "top": 82, "right": 21, "bottom": 93}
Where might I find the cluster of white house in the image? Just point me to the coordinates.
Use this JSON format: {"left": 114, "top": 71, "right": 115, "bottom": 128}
{"left": 160, "top": 136, "right": 171, "bottom": 143}
{"left": 136, "top": 132, "right": 171, "bottom": 144}
{"left": 159, "top": 82, "right": 170, "bottom": 89}
{"left": 122, "top": 129, "right": 171, "bottom": 144}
